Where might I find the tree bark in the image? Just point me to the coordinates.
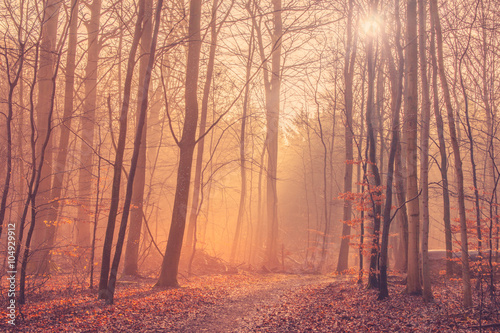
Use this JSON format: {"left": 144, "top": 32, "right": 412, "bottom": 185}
{"left": 378, "top": 0, "right": 404, "bottom": 300}
{"left": 19, "top": 0, "right": 67, "bottom": 302}
{"left": 418, "top": 0, "right": 433, "bottom": 302}
{"left": 29, "top": 0, "right": 60, "bottom": 275}
{"left": 42, "top": 0, "right": 78, "bottom": 262}
{"left": 77, "top": 0, "right": 101, "bottom": 251}
{"left": 365, "top": 0, "right": 382, "bottom": 290}
{"left": 431, "top": 0, "right": 472, "bottom": 307}
{"left": 405, "top": 0, "right": 422, "bottom": 296}
{"left": 156, "top": 0, "right": 203, "bottom": 288}
{"left": 394, "top": 139, "right": 409, "bottom": 272}
{"left": 429, "top": 3, "right": 453, "bottom": 277}
{"left": 123, "top": 0, "right": 153, "bottom": 277}
{"left": 186, "top": 0, "right": 220, "bottom": 265}
{"left": 337, "top": 0, "right": 356, "bottom": 273}
{"left": 264, "top": 0, "right": 282, "bottom": 268}
{"left": 231, "top": 9, "right": 253, "bottom": 264}
{"left": 105, "top": 0, "right": 164, "bottom": 304}
{"left": 98, "top": 2, "right": 145, "bottom": 299}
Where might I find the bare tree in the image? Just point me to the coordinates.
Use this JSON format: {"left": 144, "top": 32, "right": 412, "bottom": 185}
{"left": 337, "top": 0, "right": 356, "bottom": 273}
{"left": 419, "top": 0, "right": 433, "bottom": 302}
{"left": 429, "top": 0, "right": 452, "bottom": 277}
{"left": 378, "top": 0, "right": 404, "bottom": 300}
{"left": 99, "top": 1, "right": 145, "bottom": 299}
{"left": 42, "top": 0, "right": 79, "bottom": 273}
{"left": 231, "top": 0, "right": 253, "bottom": 264}
{"left": 123, "top": 0, "right": 153, "bottom": 277}
{"left": 365, "top": 0, "right": 382, "bottom": 289}
{"left": 30, "top": 0, "right": 60, "bottom": 275}
{"left": 156, "top": 0, "right": 203, "bottom": 288}
{"left": 252, "top": 0, "right": 283, "bottom": 268}
{"left": 105, "top": 0, "right": 164, "bottom": 304}
{"left": 77, "top": 0, "right": 101, "bottom": 251}
{"left": 405, "top": 0, "right": 421, "bottom": 296}
{"left": 431, "top": 0, "right": 472, "bottom": 307}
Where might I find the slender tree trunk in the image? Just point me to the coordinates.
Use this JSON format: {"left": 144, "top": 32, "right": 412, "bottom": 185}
{"left": 481, "top": 2, "right": 497, "bottom": 293}
{"left": 365, "top": 0, "right": 382, "bottom": 289}
{"left": 251, "top": 142, "right": 266, "bottom": 266}
{"left": 30, "top": 0, "right": 60, "bottom": 275}
{"left": 13, "top": 21, "right": 44, "bottom": 306}
{"left": 318, "top": 93, "right": 330, "bottom": 271}
{"left": 379, "top": 0, "right": 404, "bottom": 300}
{"left": 394, "top": 139, "right": 409, "bottom": 272}
{"left": 357, "top": 65, "right": 366, "bottom": 283}
{"left": 77, "top": 0, "right": 101, "bottom": 253}
{"left": 405, "top": 0, "right": 422, "bottom": 296}
{"left": 156, "top": 0, "right": 203, "bottom": 288}
{"left": 105, "top": 0, "right": 163, "bottom": 304}
{"left": 89, "top": 136, "right": 102, "bottom": 289}
{"left": 419, "top": 0, "right": 433, "bottom": 302}
{"left": 19, "top": 0, "right": 69, "bottom": 301}
{"left": 337, "top": 0, "right": 356, "bottom": 273}
{"left": 123, "top": 0, "right": 153, "bottom": 277}
{"left": 186, "top": 0, "right": 220, "bottom": 263}
{"left": 429, "top": 5, "right": 453, "bottom": 276}
{"left": 98, "top": 2, "right": 145, "bottom": 299}
{"left": 459, "top": 5, "right": 483, "bottom": 269}
{"left": 34, "top": 0, "right": 78, "bottom": 275}
{"left": 231, "top": 15, "right": 253, "bottom": 264}
{"left": 264, "top": 0, "right": 282, "bottom": 268}
{"left": 305, "top": 118, "right": 320, "bottom": 264}
{"left": 431, "top": 0, "right": 472, "bottom": 307}
{"left": 376, "top": 55, "right": 385, "bottom": 189}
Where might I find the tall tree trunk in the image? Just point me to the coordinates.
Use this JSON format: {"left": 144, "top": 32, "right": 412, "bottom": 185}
{"left": 318, "top": 91, "right": 330, "bottom": 271}
{"left": 337, "top": 0, "right": 356, "bottom": 273}
{"left": 156, "top": 0, "right": 203, "bottom": 288}
{"left": 480, "top": 1, "right": 497, "bottom": 292}
{"left": 405, "top": 0, "right": 422, "bottom": 296}
{"left": 98, "top": 2, "right": 145, "bottom": 299}
{"left": 264, "top": 0, "right": 282, "bottom": 268}
{"left": 394, "top": 139, "right": 409, "bottom": 272}
{"left": 19, "top": 0, "right": 69, "bottom": 302}
{"left": 251, "top": 142, "right": 266, "bottom": 266}
{"left": 186, "top": 0, "right": 220, "bottom": 263}
{"left": 418, "top": 0, "right": 433, "bottom": 302}
{"left": 251, "top": 0, "right": 282, "bottom": 268}
{"left": 365, "top": 0, "right": 382, "bottom": 290}
{"left": 37, "top": 0, "right": 78, "bottom": 273}
{"left": 431, "top": 0, "right": 472, "bottom": 307}
{"left": 231, "top": 13, "right": 253, "bottom": 264}
{"left": 459, "top": 1, "right": 482, "bottom": 269}
{"left": 123, "top": 0, "right": 153, "bottom": 277}
{"left": 429, "top": 4, "right": 452, "bottom": 276}
{"left": 31, "top": 0, "right": 60, "bottom": 275}
{"left": 77, "top": 0, "right": 101, "bottom": 250}
{"left": 378, "top": 0, "right": 404, "bottom": 300}
{"left": 105, "top": 0, "right": 163, "bottom": 304}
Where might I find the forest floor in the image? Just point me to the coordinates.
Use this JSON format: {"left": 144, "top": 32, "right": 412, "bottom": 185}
{"left": 1, "top": 270, "right": 499, "bottom": 332}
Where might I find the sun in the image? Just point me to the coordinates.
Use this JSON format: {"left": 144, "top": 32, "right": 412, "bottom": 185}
{"left": 362, "top": 15, "right": 380, "bottom": 35}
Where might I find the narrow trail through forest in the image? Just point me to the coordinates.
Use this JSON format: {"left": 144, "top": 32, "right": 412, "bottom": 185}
{"left": 3, "top": 272, "right": 497, "bottom": 331}
{"left": 176, "top": 274, "right": 339, "bottom": 332}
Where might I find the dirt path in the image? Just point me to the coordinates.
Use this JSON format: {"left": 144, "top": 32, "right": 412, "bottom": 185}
{"left": 176, "top": 274, "right": 338, "bottom": 332}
